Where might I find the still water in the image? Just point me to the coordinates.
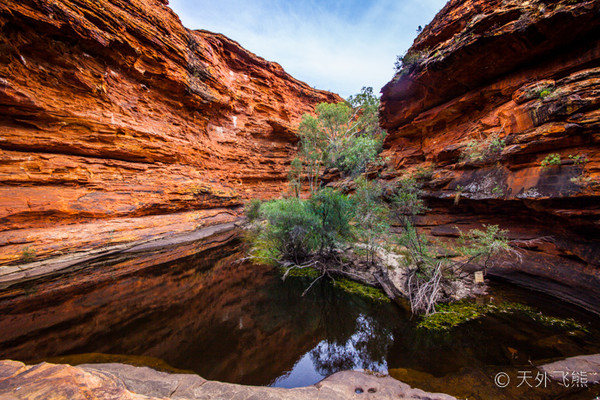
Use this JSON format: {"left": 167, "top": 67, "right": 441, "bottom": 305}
{"left": 0, "top": 238, "right": 598, "bottom": 399}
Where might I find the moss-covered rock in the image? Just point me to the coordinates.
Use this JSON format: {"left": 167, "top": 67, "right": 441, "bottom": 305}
{"left": 417, "top": 301, "right": 588, "bottom": 332}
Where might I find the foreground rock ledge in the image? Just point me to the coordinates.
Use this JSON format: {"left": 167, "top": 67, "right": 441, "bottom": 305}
{"left": 0, "top": 361, "right": 456, "bottom": 400}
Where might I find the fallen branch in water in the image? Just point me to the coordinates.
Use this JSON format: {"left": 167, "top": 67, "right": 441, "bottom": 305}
{"left": 281, "top": 259, "right": 321, "bottom": 281}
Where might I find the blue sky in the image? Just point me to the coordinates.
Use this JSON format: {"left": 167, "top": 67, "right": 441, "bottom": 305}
{"left": 169, "top": 0, "right": 447, "bottom": 98}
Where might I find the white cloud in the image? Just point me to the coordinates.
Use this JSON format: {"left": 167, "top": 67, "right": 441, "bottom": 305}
{"left": 169, "top": 0, "right": 446, "bottom": 98}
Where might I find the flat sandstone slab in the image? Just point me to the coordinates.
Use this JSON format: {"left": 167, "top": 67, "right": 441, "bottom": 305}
{"left": 0, "top": 361, "right": 457, "bottom": 400}
{"left": 539, "top": 354, "right": 600, "bottom": 384}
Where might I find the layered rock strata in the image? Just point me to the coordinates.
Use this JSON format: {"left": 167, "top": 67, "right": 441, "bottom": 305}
{"left": 380, "top": 0, "right": 600, "bottom": 312}
{"left": 0, "top": 0, "right": 340, "bottom": 265}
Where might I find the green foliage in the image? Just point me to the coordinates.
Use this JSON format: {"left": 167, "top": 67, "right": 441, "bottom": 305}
{"left": 353, "top": 177, "right": 390, "bottom": 264}
{"left": 394, "top": 50, "right": 429, "bottom": 73}
{"left": 21, "top": 246, "right": 36, "bottom": 263}
{"left": 391, "top": 177, "right": 426, "bottom": 216}
{"left": 250, "top": 188, "right": 354, "bottom": 263}
{"left": 296, "top": 87, "right": 386, "bottom": 191}
{"left": 281, "top": 266, "right": 321, "bottom": 279}
{"left": 338, "top": 135, "right": 382, "bottom": 176}
{"left": 396, "top": 220, "right": 437, "bottom": 278}
{"left": 287, "top": 157, "right": 303, "bottom": 198}
{"left": 541, "top": 153, "right": 561, "bottom": 168}
{"left": 412, "top": 164, "right": 436, "bottom": 181}
{"left": 335, "top": 278, "right": 390, "bottom": 303}
{"left": 491, "top": 185, "right": 504, "bottom": 196}
{"left": 457, "top": 225, "right": 511, "bottom": 270}
{"left": 255, "top": 198, "right": 320, "bottom": 263}
{"left": 460, "top": 134, "right": 506, "bottom": 162}
{"left": 309, "top": 188, "right": 355, "bottom": 253}
{"left": 539, "top": 89, "right": 552, "bottom": 99}
{"left": 488, "top": 135, "right": 506, "bottom": 153}
{"left": 570, "top": 175, "right": 594, "bottom": 187}
{"left": 347, "top": 87, "right": 386, "bottom": 139}
{"left": 244, "top": 199, "right": 262, "bottom": 222}
{"left": 417, "top": 300, "right": 588, "bottom": 332}
{"left": 568, "top": 154, "right": 587, "bottom": 165}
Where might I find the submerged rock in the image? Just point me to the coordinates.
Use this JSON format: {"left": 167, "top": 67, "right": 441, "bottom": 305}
{"left": 0, "top": 360, "right": 457, "bottom": 400}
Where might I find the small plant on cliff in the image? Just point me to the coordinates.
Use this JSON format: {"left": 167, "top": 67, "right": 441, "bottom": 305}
{"left": 539, "top": 89, "right": 553, "bottom": 99}
{"left": 541, "top": 153, "right": 561, "bottom": 168}
{"left": 491, "top": 185, "right": 504, "bottom": 197}
{"left": 21, "top": 246, "right": 36, "bottom": 263}
{"left": 460, "top": 134, "right": 506, "bottom": 163}
{"left": 568, "top": 154, "right": 588, "bottom": 165}
{"left": 567, "top": 154, "right": 594, "bottom": 188}
{"left": 394, "top": 49, "right": 429, "bottom": 74}
{"left": 412, "top": 164, "right": 436, "bottom": 181}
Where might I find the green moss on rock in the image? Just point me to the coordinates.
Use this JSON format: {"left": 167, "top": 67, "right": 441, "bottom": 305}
{"left": 418, "top": 301, "right": 588, "bottom": 332}
{"left": 334, "top": 278, "right": 390, "bottom": 303}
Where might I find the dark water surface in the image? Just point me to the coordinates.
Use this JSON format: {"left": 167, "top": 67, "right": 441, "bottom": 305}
{"left": 0, "top": 239, "right": 599, "bottom": 399}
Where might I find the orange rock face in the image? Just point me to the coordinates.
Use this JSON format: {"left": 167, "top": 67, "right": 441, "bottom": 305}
{"left": 0, "top": 0, "right": 341, "bottom": 264}
{"left": 380, "top": 0, "right": 600, "bottom": 312}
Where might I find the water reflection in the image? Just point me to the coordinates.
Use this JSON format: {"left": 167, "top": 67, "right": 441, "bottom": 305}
{"left": 310, "top": 314, "right": 391, "bottom": 376}
{"left": 0, "top": 237, "right": 599, "bottom": 399}
{"left": 0, "top": 239, "right": 401, "bottom": 386}
{"left": 272, "top": 314, "right": 393, "bottom": 388}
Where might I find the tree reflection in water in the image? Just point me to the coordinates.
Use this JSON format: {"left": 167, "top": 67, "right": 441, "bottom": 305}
{"left": 309, "top": 314, "right": 393, "bottom": 376}
{"left": 271, "top": 304, "right": 396, "bottom": 388}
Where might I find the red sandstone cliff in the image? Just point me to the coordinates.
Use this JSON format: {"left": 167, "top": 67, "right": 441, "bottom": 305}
{"left": 0, "top": 0, "right": 341, "bottom": 265}
{"left": 380, "top": 0, "right": 600, "bottom": 312}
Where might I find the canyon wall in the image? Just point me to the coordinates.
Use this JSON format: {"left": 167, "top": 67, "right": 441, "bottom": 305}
{"left": 0, "top": 0, "right": 340, "bottom": 265}
{"left": 380, "top": 0, "right": 600, "bottom": 312}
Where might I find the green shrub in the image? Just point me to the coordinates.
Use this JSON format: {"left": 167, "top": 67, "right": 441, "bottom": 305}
{"left": 256, "top": 198, "right": 320, "bottom": 263}
{"left": 460, "top": 134, "right": 505, "bottom": 162}
{"left": 394, "top": 49, "right": 429, "bottom": 73}
{"left": 541, "top": 153, "right": 561, "bottom": 168}
{"left": 21, "top": 246, "right": 36, "bottom": 263}
{"left": 309, "top": 188, "right": 354, "bottom": 253}
{"left": 539, "top": 89, "right": 552, "bottom": 99}
{"left": 391, "top": 177, "right": 426, "bottom": 216}
{"left": 244, "top": 199, "right": 263, "bottom": 222}
{"left": 250, "top": 188, "right": 354, "bottom": 263}
{"left": 488, "top": 135, "right": 506, "bottom": 153}
{"left": 353, "top": 177, "right": 390, "bottom": 264}
{"left": 568, "top": 154, "right": 587, "bottom": 165}
{"left": 413, "top": 164, "right": 435, "bottom": 181}
{"left": 296, "top": 87, "right": 386, "bottom": 189}
{"left": 457, "top": 224, "right": 511, "bottom": 270}
{"left": 338, "top": 135, "right": 382, "bottom": 175}
{"left": 491, "top": 185, "right": 504, "bottom": 196}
